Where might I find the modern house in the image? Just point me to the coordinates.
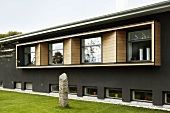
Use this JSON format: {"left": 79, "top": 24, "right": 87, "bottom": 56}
{"left": 0, "top": 1, "right": 170, "bottom": 106}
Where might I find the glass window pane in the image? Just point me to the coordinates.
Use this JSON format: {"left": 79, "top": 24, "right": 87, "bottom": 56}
{"left": 31, "top": 53, "right": 35, "bottom": 64}
{"left": 52, "top": 43, "right": 63, "bottom": 50}
{"left": 49, "top": 43, "right": 63, "bottom": 64}
{"left": 134, "top": 90, "right": 152, "bottom": 101}
{"left": 69, "top": 86, "right": 77, "bottom": 94}
{"left": 31, "top": 47, "right": 35, "bottom": 52}
{"left": 83, "top": 37, "right": 101, "bottom": 46}
{"left": 128, "top": 29, "right": 151, "bottom": 61}
{"left": 167, "top": 94, "right": 170, "bottom": 103}
{"left": 24, "top": 46, "right": 35, "bottom": 65}
{"left": 82, "top": 37, "right": 101, "bottom": 63}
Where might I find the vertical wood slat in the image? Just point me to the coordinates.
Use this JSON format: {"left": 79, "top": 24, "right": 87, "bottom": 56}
{"left": 35, "top": 43, "right": 40, "bottom": 65}
{"left": 154, "top": 21, "right": 161, "bottom": 66}
{"left": 102, "top": 31, "right": 116, "bottom": 63}
{"left": 64, "top": 38, "right": 72, "bottom": 64}
{"left": 117, "top": 30, "right": 126, "bottom": 62}
{"left": 40, "top": 43, "right": 48, "bottom": 65}
{"left": 71, "top": 38, "right": 80, "bottom": 64}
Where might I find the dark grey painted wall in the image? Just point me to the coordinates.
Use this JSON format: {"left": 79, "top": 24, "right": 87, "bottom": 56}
{"left": 0, "top": 11, "right": 170, "bottom": 106}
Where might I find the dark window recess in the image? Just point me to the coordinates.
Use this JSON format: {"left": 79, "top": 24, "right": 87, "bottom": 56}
{"left": 133, "top": 90, "right": 152, "bottom": 101}
{"left": 106, "top": 88, "right": 122, "bottom": 99}
{"left": 51, "top": 85, "right": 59, "bottom": 93}
{"left": 84, "top": 87, "right": 97, "bottom": 96}
{"left": 165, "top": 93, "right": 170, "bottom": 104}
{"left": 69, "top": 86, "right": 77, "bottom": 94}
{"left": 128, "top": 29, "right": 151, "bottom": 62}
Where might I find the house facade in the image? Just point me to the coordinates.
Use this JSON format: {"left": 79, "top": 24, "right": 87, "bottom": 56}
{"left": 0, "top": 1, "right": 170, "bottom": 106}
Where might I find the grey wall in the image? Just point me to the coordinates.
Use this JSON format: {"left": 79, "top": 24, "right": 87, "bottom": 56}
{"left": 0, "top": 11, "right": 170, "bottom": 106}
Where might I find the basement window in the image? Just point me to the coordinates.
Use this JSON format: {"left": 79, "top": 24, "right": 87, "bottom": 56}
{"left": 69, "top": 86, "right": 77, "bottom": 94}
{"left": 165, "top": 93, "right": 170, "bottom": 104}
{"left": 50, "top": 85, "right": 59, "bottom": 93}
{"left": 15, "top": 82, "right": 21, "bottom": 89}
{"left": 0, "top": 81, "right": 3, "bottom": 87}
{"left": 25, "top": 83, "right": 33, "bottom": 90}
{"left": 84, "top": 86, "right": 97, "bottom": 96}
{"left": 132, "top": 90, "right": 152, "bottom": 102}
{"left": 106, "top": 88, "right": 122, "bottom": 99}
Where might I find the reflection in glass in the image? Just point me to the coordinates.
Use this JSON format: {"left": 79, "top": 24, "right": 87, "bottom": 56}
{"left": 24, "top": 46, "right": 35, "bottom": 65}
{"left": 82, "top": 37, "right": 101, "bottom": 63}
{"left": 49, "top": 43, "right": 63, "bottom": 64}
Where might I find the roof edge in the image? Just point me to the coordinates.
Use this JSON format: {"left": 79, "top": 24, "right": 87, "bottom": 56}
{"left": 0, "top": 1, "right": 170, "bottom": 42}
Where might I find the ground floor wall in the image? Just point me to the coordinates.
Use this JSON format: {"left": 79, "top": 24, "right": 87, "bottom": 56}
{"left": 0, "top": 57, "right": 170, "bottom": 106}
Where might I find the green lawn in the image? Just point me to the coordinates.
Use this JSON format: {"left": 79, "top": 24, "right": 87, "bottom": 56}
{"left": 0, "top": 90, "right": 169, "bottom": 113}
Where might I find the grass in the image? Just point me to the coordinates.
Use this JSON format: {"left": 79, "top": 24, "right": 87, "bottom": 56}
{"left": 0, "top": 90, "right": 169, "bottom": 113}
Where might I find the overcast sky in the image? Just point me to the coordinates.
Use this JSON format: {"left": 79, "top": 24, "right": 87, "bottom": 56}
{"left": 0, "top": 0, "right": 166, "bottom": 33}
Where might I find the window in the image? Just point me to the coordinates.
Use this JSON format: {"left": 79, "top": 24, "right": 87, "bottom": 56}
{"left": 24, "top": 46, "right": 35, "bottom": 65}
{"left": 128, "top": 29, "right": 151, "bottom": 61}
{"left": 0, "top": 49, "right": 14, "bottom": 58}
{"left": 49, "top": 43, "right": 63, "bottom": 64}
{"left": 82, "top": 37, "right": 101, "bottom": 63}
{"left": 84, "top": 87, "right": 97, "bottom": 96}
{"left": 106, "top": 88, "right": 122, "bottom": 99}
{"left": 15, "top": 82, "right": 21, "bottom": 89}
{"left": 69, "top": 86, "right": 77, "bottom": 94}
{"left": 0, "top": 81, "right": 3, "bottom": 87}
{"left": 50, "top": 85, "right": 59, "bottom": 93}
{"left": 25, "top": 83, "right": 32, "bottom": 90}
{"left": 165, "top": 93, "right": 170, "bottom": 104}
{"left": 132, "top": 90, "right": 152, "bottom": 101}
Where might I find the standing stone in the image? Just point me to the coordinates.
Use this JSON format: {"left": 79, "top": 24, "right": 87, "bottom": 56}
{"left": 59, "top": 73, "right": 68, "bottom": 107}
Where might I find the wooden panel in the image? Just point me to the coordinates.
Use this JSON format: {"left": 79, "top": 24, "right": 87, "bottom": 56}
{"left": 102, "top": 31, "right": 116, "bottom": 63}
{"left": 35, "top": 43, "right": 40, "bottom": 65}
{"left": 64, "top": 38, "right": 71, "bottom": 64}
{"left": 40, "top": 43, "right": 48, "bottom": 65}
{"left": 117, "top": 30, "right": 126, "bottom": 62}
{"left": 71, "top": 38, "right": 80, "bottom": 64}
{"left": 154, "top": 21, "right": 161, "bottom": 66}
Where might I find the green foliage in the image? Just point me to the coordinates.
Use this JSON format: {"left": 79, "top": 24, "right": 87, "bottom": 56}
{"left": 0, "top": 90, "right": 168, "bottom": 113}
{"left": 0, "top": 31, "right": 22, "bottom": 38}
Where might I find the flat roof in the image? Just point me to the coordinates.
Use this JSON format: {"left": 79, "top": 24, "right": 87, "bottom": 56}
{"left": 0, "top": 1, "right": 170, "bottom": 42}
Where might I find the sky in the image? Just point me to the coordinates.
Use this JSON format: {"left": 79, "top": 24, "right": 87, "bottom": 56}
{"left": 0, "top": 0, "right": 167, "bottom": 34}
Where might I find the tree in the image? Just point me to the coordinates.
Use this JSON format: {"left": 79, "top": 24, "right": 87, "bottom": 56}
{"left": 0, "top": 31, "right": 22, "bottom": 59}
{"left": 0, "top": 31, "right": 22, "bottom": 38}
